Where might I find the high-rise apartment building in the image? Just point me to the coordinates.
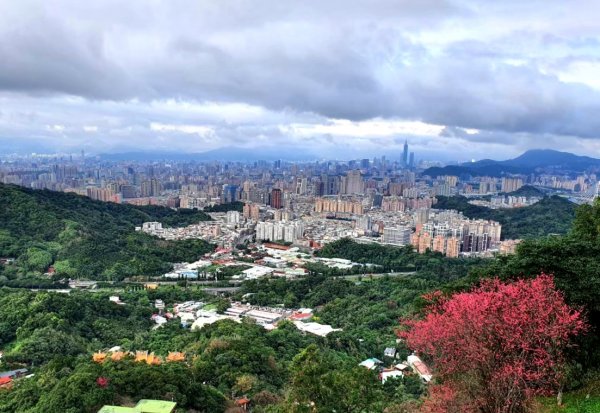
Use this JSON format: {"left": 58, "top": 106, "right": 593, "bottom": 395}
{"left": 86, "top": 187, "right": 116, "bottom": 202}
{"left": 256, "top": 221, "right": 304, "bottom": 243}
{"left": 141, "top": 178, "right": 161, "bottom": 197}
{"left": 226, "top": 211, "right": 241, "bottom": 226}
{"left": 295, "top": 177, "right": 308, "bottom": 195}
{"left": 120, "top": 184, "right": 137, "bottom": 199}
{"left": 501, "top": 177, "right": 524, "bottom": 193}
{"left": 383, "top": 226, "right": 412, "bottom": 246}
{"left": 342, "top": 170, "right": 364, "bottom": 194}
{"left": 270, "top": 188, "right": 283, "bottom": 209}
{"left": 243, "top": 203, "right": 260, "bottom": 221}
{"left": 445, "top": 237, "right": 461, "bottom": 258}
{"left": 222, "top": 184, "right": 239, "bottom": 203}
{"left": 314, "top": 197, "right": 364, "bottom": 215}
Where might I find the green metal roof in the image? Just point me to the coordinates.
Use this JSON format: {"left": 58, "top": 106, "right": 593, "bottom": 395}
{"left": 98, "top": 399, "right": 176, "bottom": 413}
{"left": 136, "top": 400, "right": 177, "bottom": 413}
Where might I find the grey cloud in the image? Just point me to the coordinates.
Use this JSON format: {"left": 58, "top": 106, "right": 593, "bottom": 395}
{"left": 0, "top": 1, "right": 600, "bottom": 156}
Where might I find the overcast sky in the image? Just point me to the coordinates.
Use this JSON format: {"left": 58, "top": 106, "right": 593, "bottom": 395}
{"left": 1, "top": 0, "right": 600, "bottom": 161}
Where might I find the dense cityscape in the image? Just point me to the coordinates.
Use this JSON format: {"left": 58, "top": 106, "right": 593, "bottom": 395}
{"left": 3, "top": 143, "right": 599, "bottom": 262}
{"left": 2, "top": 1, "right": 600, "bottom": 412}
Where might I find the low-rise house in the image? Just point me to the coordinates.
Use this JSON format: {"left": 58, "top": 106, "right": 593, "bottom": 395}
{"left": 191, "top": 310, "right": 240, "bottom": 330}
{"left": 380, "top": 368, "right": 404, "bottom": 383}
{"left": 235, "top": 397, "right": 251, "bottom": 411}
{"left": 245, "top": 309, "right": 282, "bottom": 324}
{"left": 178, "top": 312, "right": 196, "bottom": 326}
{"left": 240, "top": 266, "right": 274, "bottom": 279}
{"left": 174, "top": 301, "right": 204, "bottom": 313}
{"left": 383, "top": 347, "right": 397, "bottom": 359}
{"left": 394, "top": 363, "right": 410, "bottom": 372}
{"left": 293, "top": 321, "right": 341, "bottom": 337}
{"left": 289, "top": 311, "right": 313, "bottom": 322}
{"left": 407, "top": 354, "right": 433, "bottom": 383}
{"left": 0, "top": 369, "right": 28, "bottom": 379}
{"left": 151, "top": 315, "right": 167, "bottom": 326}
{"left": 225, "top": 305, "right": 250, "bottom": 317}
{"left": 359, "top": 358, "right": 383, "bottom": 370}
{"left": 109, "top": 296, "right": 125, "bottom": 305}
{"left": 262, "top": 257, "right": 287, "bottom": 268}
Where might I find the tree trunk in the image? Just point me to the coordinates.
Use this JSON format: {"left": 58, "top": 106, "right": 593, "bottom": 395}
{"left": 557, "top": 387, "right": 563, "bottom": 406}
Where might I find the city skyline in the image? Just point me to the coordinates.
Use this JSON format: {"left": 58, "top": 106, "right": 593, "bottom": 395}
{"left": 2, "top": 1, "right": 600, "bottom": 161}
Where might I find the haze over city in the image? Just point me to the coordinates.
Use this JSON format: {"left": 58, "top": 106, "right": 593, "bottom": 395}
{"left": 1, "top": 1, "right": 600, "bottom": 160}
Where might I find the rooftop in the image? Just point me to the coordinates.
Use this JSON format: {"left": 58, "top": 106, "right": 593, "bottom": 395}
{"left": 98, "top": 399, "right": 177, "bottom": 413}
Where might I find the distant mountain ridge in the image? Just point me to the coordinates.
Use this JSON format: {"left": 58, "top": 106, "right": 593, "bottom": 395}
{"left": 425, "top": 149, "right": 600, "bottom": 177}
{"left": 99, "top": 147, "right": 319, "bottom": 162}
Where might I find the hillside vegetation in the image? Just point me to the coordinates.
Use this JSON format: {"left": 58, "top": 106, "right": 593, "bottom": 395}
{"left": 0, "top": 184, "right": 214, "bottom": 280}
{"left": 435, "top": 195, "right": 576, "bottom": 238}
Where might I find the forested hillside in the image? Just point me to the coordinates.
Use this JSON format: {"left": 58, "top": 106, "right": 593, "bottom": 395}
{"left": 0, "top": 184, "right": 214, "bottom": 280}
{"left": 435, "top": 195, "right": 576, "bottom": 238}
{"left": 315, "top": 237, "right": 487, "bottom": 277}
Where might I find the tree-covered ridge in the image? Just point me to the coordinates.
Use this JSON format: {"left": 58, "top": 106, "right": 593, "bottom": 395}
{"left": 434, "top": 195, "right": 576, "bottom": 239}
{"left": 504, "top": 184, "right": 546, "bottom": 197}
{"left": 0, "top": 184, "right": 213, "bottom": 279}
{"left": 316, "top": 237, "right": 487, "bottom": 279}
{"left": 202, "top": 201, "right": 244, "bottom": 213}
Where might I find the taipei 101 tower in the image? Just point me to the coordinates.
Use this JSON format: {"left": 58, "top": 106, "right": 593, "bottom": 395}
{"left": 402, "top": 140, "right": 409, "bottom": 167}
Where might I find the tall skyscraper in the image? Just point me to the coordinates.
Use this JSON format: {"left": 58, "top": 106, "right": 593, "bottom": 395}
{"left": 270, "top": 188, "right": 283, "bottom": 209}
{"left": 402, "top": 140, "right": 409, "bottom": 167}
{"left": 222, "top": 184, "right": 239, "bottom": 203}
{"left": 343, "top": 170, "right": 364, "bottom": 194}
{"left": 141, "top": 178, "right": 161, "bottom": 197}
{"left": 409, "top": 152, "right": 415, "bottom": 168}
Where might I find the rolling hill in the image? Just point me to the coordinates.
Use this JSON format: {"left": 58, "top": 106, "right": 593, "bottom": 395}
{"left": 424, "top": 149, "right": 600, "bottom": 177}
{"left": 0, "top": 184, "right": 214, "bottom": 280}
{"left": 434, "top": 195, "right": 577, "bottom": 239}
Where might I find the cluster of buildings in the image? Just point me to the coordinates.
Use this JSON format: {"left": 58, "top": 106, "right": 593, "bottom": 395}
{"left": 255, "top": 220, "right": 304, "bottom": 243}
{"left": 2, "top": 145, "right": 597, "bottom": 215}
{"left": 359, "top": 353, "right": 432, "bottom": 385}
{"left": 469, "top": 195, "right": 541, "bottom": 209}
{"left": 7, "top": 147, "right": 584, "bottom": 260}
{"left": 152, "top": 298, "right": 341, "bottom": 338}
{"left": 137, "top": 212, "right": 254, "bottom": 248}
{"left": 140, "top": 196, "right": 508, "bottom": 257}
{"left": 411, "top": 212, "right": 502, "bottom": 257}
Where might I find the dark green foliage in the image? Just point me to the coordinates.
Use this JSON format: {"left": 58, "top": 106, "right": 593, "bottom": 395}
{"left": 0, "top": 184, "right": 214, "bottom": 279}
{"left": 316, "top": 237, "right": 486, "bottom": 279}
{"left": 202, "top": 201, "right": 244, "bottom": 213}
{"left": 0, "top": 360, "right": 227, "bottom": 413}
{"left": 435, "top": 195, "right": 576, "bottom": 239}
{"left": 0, "top": 289, "right": 152, "bottom": 357}
{"left": 277, "top": 344, "right": 384, "bottom": 413}
{"left": 504, "top": 184, "right": 545, "bottom": 197}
